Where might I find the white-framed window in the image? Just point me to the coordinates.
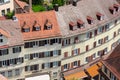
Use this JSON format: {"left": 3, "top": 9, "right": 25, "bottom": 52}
{"left": 13, "top": 47, "right": 21, "bottom": 53}
{"left": 53, "top": 61, "right": 58, "bottom": 67}
{"left": 64, "top": 64, "right": 68, "bottom": 70}
{"left": 0, "top": 49, "right": 8, "bottom": 56}
{"left": 15, "top": 69, "right": 20, "bottom": 76}
{"left": 44, "top": 52, "right": 50, "bottom": 57}
{"left": 33, "top": 53, "right": 39, "bottom": 59}
{"left": 44, "top": 63, "right": 50, "bottom": 69}
{"left": 73, "top": 61, "right": 78, "bottom": 67}
{"left": 25, "top": 54, "right": 30, "bottom": 59}
{"left": 53, "top": 50, "right": 58, "bottom": 56}
{"left": 8, "top": 70, "right": 12, "bottom": 77}
{"left": 93, "top": 53, "right": 96, "bottom": 59}
{"left": 73, "top": 49, "right": 78, "bottom": 55}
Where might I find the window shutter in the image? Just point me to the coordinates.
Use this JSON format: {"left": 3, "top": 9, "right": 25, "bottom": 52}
{"left": 68, "top": 39, "right": 70, "bottom": 44}
{"left": 50, "top": 62, "right": 53, "bottom": 68}
{"left": 0, "top": 50, "right": 2, "bottom": 56}
{"left": 59, "top": 39, "right": 61, "bottom": 43}
{"left": 93, "top": 42, "right": 96, "bottom": 48}
{"left": 68, "top": 63, "right": 70, "bottom": 69}
{"left": 19, "top": 47, "right": 21, "bottom": 52}
{"left": 25, "top": 66, "right": 28, "bottom": 71}
{"left": 71, "top": 62, "right": 73, "bottom": 68}
{"left": 50, "top": 51, "right": 53, "bottom": 57}
{"left": 30, "top": 54, "right": 33, "bottom": 60}
{"left": 90, "top": 32, "right": 92, "bottom": 38}
{"left": 62, "top": 40, "right": 64, "bottom": 46}
{"left": 13, "top": 48, "right": 15, "bottom": 53}
{"left": 78, "top": 48, "right": 80, "bottom": 54}
{"left": 78, "top": 60, "right": 80, "bottom": 66}
{"left": 72, "top": 50, "right": 74, "bottom": 56}
{"left": 7, "top": 49, "right": 8, "bottom": 54}
{"left": 0, "top": 61, "right": 2, "bottom": 67}
{"left": 58, "top": 50, "right": 61, "bottom": 55}
{"left": 86, "top": 45, "right": 89, "bottom": 51}
{"left": 58, "top": 61, "right": 61, "bottom": 66}
{"left": 61, "top": 66, "right": 64, "bottom": 71}
{"left": 42, "top": 64, "right": 44, "bottom": 69}
{"left": 64, "top": 52, "right": 68, "bottom": 58}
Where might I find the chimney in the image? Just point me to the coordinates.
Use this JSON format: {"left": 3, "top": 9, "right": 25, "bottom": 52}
{"left": 54, "top": 4, "right": 59, "bottom": 11}
{"left": 29, "top": 0, "right": 32, "bottom": 12}
{"left": 72, "top": 0, "right": 77, "bottom": 6}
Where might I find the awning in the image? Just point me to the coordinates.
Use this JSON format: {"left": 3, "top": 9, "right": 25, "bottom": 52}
{"left": 64, "top": 71, "right": 87, "bottom": 80}
{"left": 86, "top": 62, "right": 103, "bottom": 78}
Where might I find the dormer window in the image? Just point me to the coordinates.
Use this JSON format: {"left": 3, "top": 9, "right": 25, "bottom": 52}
{"left": 109, "top": 7, "right": 116, "bottom": 14}
{"left": 33, "top": 21, "right": 41, "bottom": 31}
{"left": 114, "top": 4, "right": 120, "bottom": 12}
{"left": 96, "top": 12, "right": 104, "bottom": 21}
{"left": 0, "top": 34, "right": 3, "bottom": 37}
{"left": 44, "top": 19, "right": 52, "bottom": 30}
{"left": 87, "top": 16, "right": 94, "bottom": 24}
{"left": 69, "top": 22, "right": 77, "bottom": 31}
{"left": 77, "top": 19, "right": 84, "bottom": 28}
{"left": 22, "top": 22, "right": 30, "bottom": 32}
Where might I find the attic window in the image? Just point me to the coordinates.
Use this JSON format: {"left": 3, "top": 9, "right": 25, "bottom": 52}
{"left": 87, "top": 16, "right": 94, "bottom": 24}
{"left": 44, "top": 19, "right": 52, "bottom": 30}
{"left": 69, "top": 22, "right": 77, "bottom": 30}
{"left": 22, "top": 22, "right": 30, "bottom": 32}
{"left": 33, "top": 21, "right": 41, "bottom": 31}
{"left": 114, "top": 4, "right": 120, "bottom": 12}
{"left": 77, "top": 19, "right": 84, "bottom": 28}
{"left": 109, "top": 7, "right": 115, "bottom": 14}
{"left": 96, "top": 12, "right": 104, "bottom": 21}
{"left": 0, "top": 34, "right": 3, "bottom": 37}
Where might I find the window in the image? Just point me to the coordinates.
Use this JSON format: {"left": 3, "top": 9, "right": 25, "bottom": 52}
{"left": 53, "top": 50, "right": 58, "bottom": 56}
{"left": 25, "top": 54, "right": 30, "bottom": 60}
{"left": 1, "top": 10, "right": 5, "bottom": 16}
{"left": 118, "top": 29, "right": 120, "bottom": 34}
{"left": 93, "top": 53, "right": 96, "bottom": 59}
{"left": 15, "top": 69, "right": 20, "bottom": 76}
{"left": 98, "top": 27, "right": 102, "bottom": 33}
{"left": 8, "top": 70, "right": 12, "bottom": 77}
{"left": 13, "top": 47, "right": 21, "bottom": 53}
{"left": 53, "top": 72, "right": 57, "bottom": 78}
{"left": 53, "top": 61, "right": 58, "bottom": 67}
{"left": 105, "top": 24, "right": 109, "bottom": 31}
{"left": 72, "top": 48, "right": 80, "bottom": 56}
{"left": 73, "top": 61, "right": 78, "bottom": 67}
{"left": 44, "top": 63, "right": 50, "bottom": 69}
{"left": 113, "top": 32, "right": 116, "bottom": 38}
{"left": 64, "top": 64, "right": 68, "bottom": 70}
{"left": 44, "top": 52, "right": 50, "bottom": 57}
{"left": 7, "top": 8, "right": 10, "bottom": 13}
{"left": 0, "top": 72, "right": 5, "bottom": 76}
{"left": 0, "top": 49, "right": 8, "bottom": 56}
{"left": 30, "top": 64, "right": 39, "bottom": 71}
{"left": 74, "top": 36, "right": 79, "bottom": 43}
{"left": 85, "top": 57, "right": 89, "bottom": 62}
{"left": 33, "top": 53, "right": 39, "bottom": 59}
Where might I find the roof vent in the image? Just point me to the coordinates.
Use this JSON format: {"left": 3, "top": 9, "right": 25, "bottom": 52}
{"left": 87, "top": 16, "right": 94, "bottom": 24}
{"left": 72, "top": 0, "right": 77, "bottom": 6}
{"left": 96, "top": 12, "right": 104, "bottom": 21}
{"left": 69, "top": 21, "right": 77, "bottom": 30}
{"left": 77, "top": 19, "right": 84, "bottom": 28}
{"left": 109, "top": 7, "right": 116, "bottom": 14}
{"left": 114, "top": 4, "right": 120, "bottom": 12}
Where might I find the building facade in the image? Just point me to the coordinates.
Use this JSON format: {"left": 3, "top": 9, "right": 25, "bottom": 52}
{"left": 0, "top": 0, "right": 120, "bottom": 80}
{"left": 0, "top": 0, "right": 14, "bottom": 16}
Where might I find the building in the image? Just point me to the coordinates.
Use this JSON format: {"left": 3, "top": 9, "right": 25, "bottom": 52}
{"left": 101, "top": 44, "right": 120, "bottom": 80}
{"left": 0, "top": 0, "right": 120, "bottom": 80}
{"left": 0, "top": 0, "right": 14, "bottom": 16}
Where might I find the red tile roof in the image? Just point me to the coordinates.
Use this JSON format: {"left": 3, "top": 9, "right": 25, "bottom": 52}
{"left": 15, "top": 11, "right": 61, "bottom": 40}
{"left": 15, "top": 0, "right": 28, "bottom": 9}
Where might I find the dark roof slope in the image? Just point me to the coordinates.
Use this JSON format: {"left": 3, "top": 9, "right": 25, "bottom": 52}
{"left": 102, "top": 44, "right": 120, "bottom": 79}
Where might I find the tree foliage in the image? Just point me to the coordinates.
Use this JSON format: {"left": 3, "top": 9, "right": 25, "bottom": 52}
{"left": 52, "top": 0, "right": 65, "bottom": 6}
